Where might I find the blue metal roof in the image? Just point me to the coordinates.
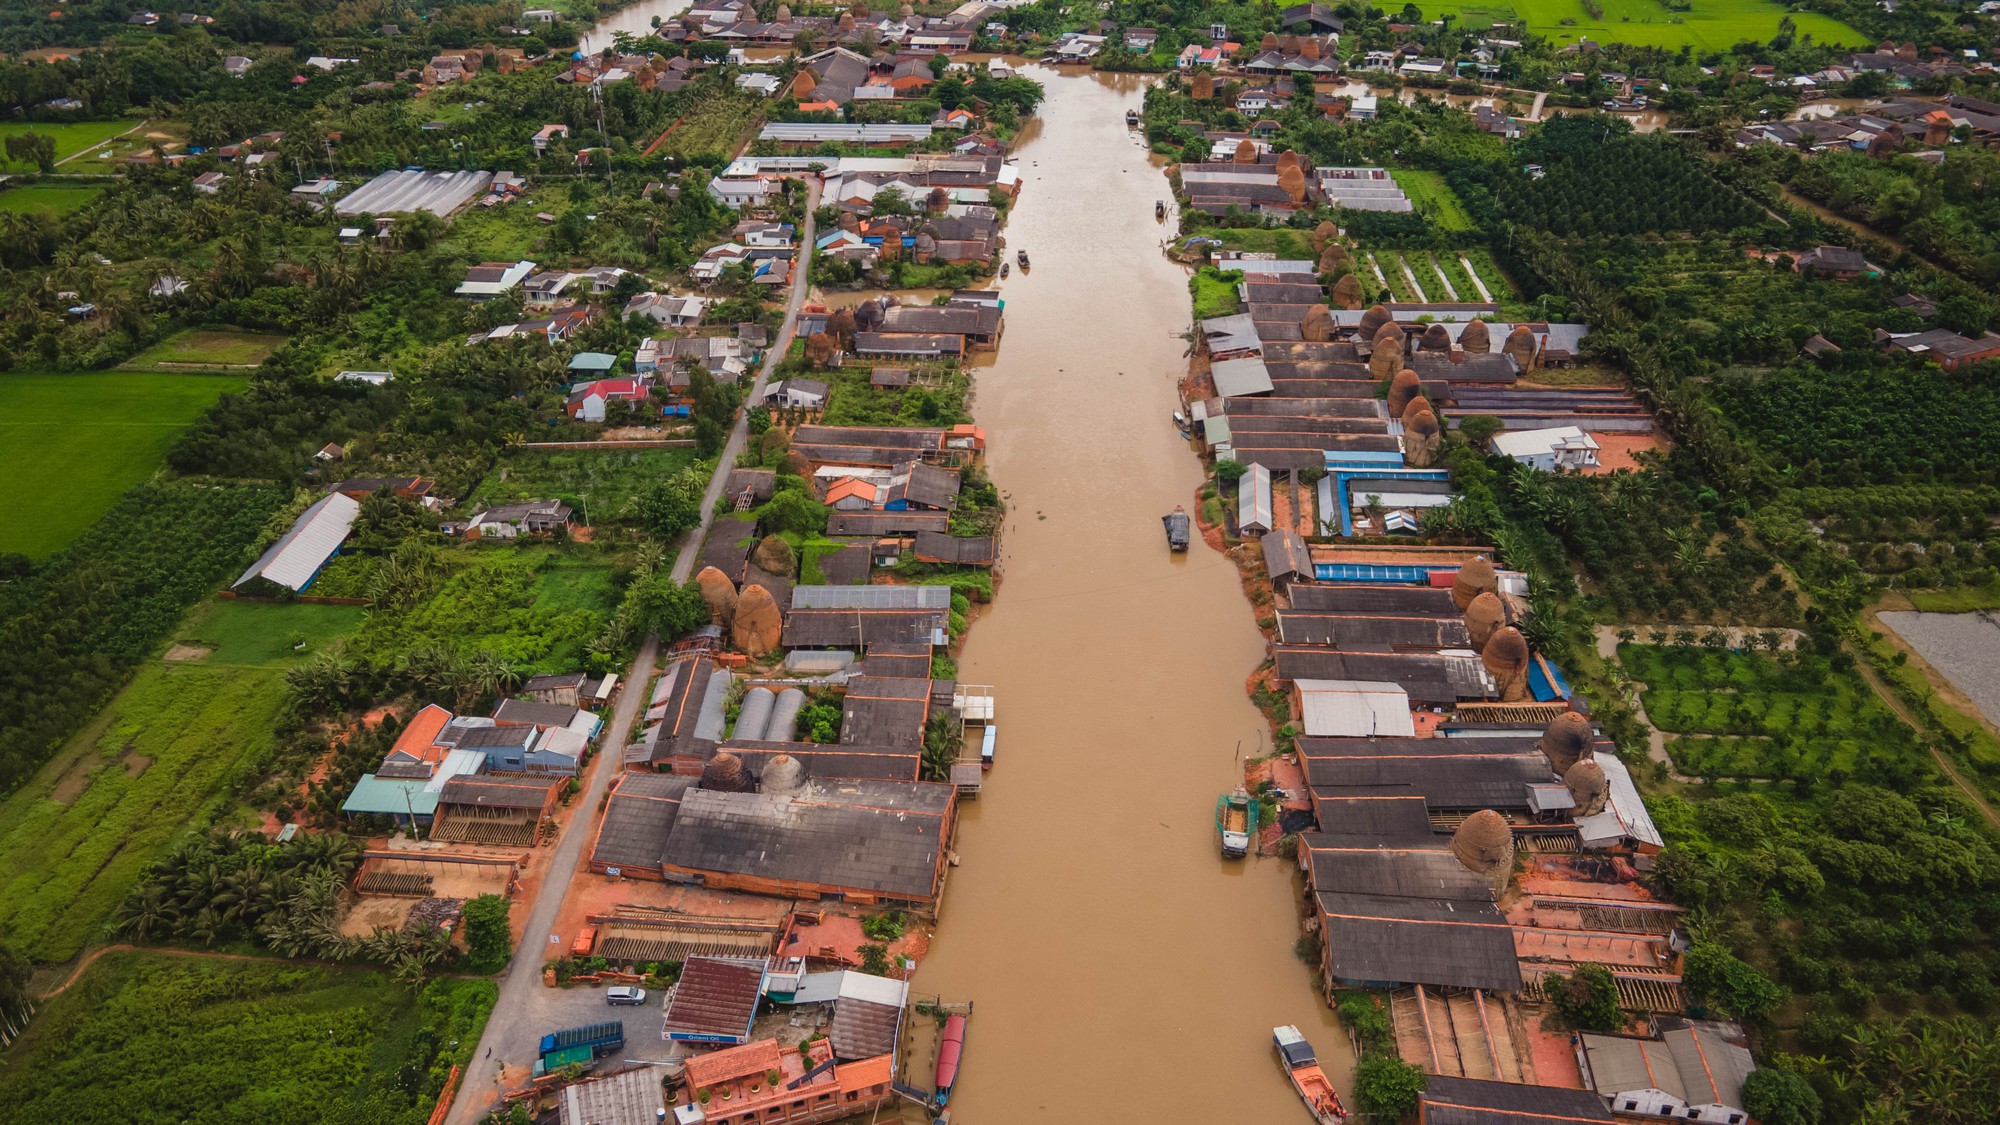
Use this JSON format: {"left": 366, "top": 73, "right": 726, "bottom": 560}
{"left": 1528, "top": 656, "right": 1573, "bottom": 703}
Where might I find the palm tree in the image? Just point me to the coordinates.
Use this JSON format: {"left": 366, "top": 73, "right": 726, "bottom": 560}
{"left": 467, "top": 651, "right": 521, "bottom": 705}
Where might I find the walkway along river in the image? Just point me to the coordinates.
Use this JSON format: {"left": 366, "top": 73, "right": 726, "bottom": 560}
{"left": 906, "top": 67, "right": 1353, "bottom": 1119}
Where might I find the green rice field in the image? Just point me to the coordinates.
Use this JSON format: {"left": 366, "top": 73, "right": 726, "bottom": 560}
{"left": 171, "top": 598, "right": 369, "bottom": 667}
{"left": 0, "top": 182, "right": 106, "bottom": 216}
{"left": 0, "top": 371, "right": 246, "bottom": 559}
{"left": 121, "top": 328, "right": 286, "bottom": 371}
{"left": 0, "top": 663, "right": 287, "bottom": 961}
{"left": 1392, "top": 169, "right": 1474, "bottom": 232}
{"left": 1413, "top": 0, "right": 1861, "bottom": 50}
{"left": 0, "top": 119, "right": 135, "bottom": 169}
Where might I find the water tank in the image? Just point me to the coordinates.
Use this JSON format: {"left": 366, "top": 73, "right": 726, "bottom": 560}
{"left": 767, "top": 688, "right": 807, "bottom": 743}
{"left": 735, "top": 687, "right": 776, "bottom": 741}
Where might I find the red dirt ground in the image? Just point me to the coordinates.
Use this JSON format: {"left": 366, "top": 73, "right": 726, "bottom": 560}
{"left": 1580, "top": 431, "right": 1667, "bottom": 474}
{"left": 1524, "top": 1024, "right": 1584, "bottom": 1089}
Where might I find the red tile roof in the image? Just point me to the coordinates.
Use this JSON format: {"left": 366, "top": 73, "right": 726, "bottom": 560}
{"left": 389, "top": 704, "right": 453, "bottom": 761}
{"left": 684, "top": 1039, "right": 782, "bottom": 1089}
{"left": 836, "top": 1053, "right": 894, "bottom": 1092}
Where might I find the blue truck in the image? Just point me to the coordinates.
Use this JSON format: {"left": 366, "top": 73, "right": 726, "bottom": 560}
{"left": 539, "top": 1020, "right": 625, "bottom": 1059}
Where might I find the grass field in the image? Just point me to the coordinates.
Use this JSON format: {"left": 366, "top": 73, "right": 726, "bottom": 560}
{"left": 466, "top": 446, "right": 699, "bottom": 526}
{"left": 121, "top": 328, "right": 286, "bottom": 371}
{"left": 1392, "top": 169, "right": 1474, "bottom": 232}
{"left": 443, "top": 181, "right": 573, "bottom": 260}
{"left": 0, "top": 182, "right": 106, "bottom": 217}
{"left": 353, "top": 544, "right": 619, "bottom": 673}
{"left": 0, "top": 663, "right": 287, "bottom": 961}
{"left": 1906, "top": 584, "right": 2000, "bottom": 613}
{"left": 0, "top": 372, "right": 246, "bottom": 559}
{"left": 172, "top": 598, "right": 368, "bottom": 667}
{"left": 654, "top": 95, "right": 762, "bottom": 159}
{"left": 1413, "top": 0, "right": 1861, "bottom": 50}
{"left": 1188, "top": 225, "right": 1314, "bottom": 259}
{"left": 0, "top": 952, "right": 495, "bottom": 1125}
{"left": 1190, "top": 266, "right": 1241, "bottom": 318}
{"left": 0, "top": 119, "right": 135, "bottom": 169}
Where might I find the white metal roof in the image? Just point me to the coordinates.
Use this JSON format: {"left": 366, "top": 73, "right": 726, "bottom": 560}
{"left": 791, "top": 585, "right": 951, "bottom": 610}
{"left": 1239, "top": 462, "right": 1274, "bottom": 531}
{"left": 1491, "top": 426, "right": 1600, "bottom": 458}
{"left": 233, "top": 492, "right": 360, "bottom": 591}
{"left": 1210, "top": 356, "right": 1275, "bottom": 397}
{"left": 1294, "top": 679, "right": 1416, "bottom": 737}
{"left": 423, "top": 749, "right": 487, "bottom": 793}
{"left": 1576, "top": 750, "right": 1663, "bottom": 849}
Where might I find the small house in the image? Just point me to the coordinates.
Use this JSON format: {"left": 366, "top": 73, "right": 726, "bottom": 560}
{"left": 1491, "top": 426, "right": 1600, "bottom": 472}
{"left": 566, "top": 378, "right": 647, "bottom": 422}
{"left": 765, "top": 378, "right": 830, "bottom": 409}
{"left": 1795, "top": 245, "right": 1870, "bottom": 279}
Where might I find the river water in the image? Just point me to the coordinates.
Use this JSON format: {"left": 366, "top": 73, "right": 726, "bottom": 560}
{"left": 904, "top": 67, "right": 1352, "bottom": 1119}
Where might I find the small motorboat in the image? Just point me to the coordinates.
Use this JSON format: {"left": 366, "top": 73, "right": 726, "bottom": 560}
{"left": 1125, "top": 108, "right": 1139, "bottom": 127}
{"left": 1163, "top": 506, "right": 1191, "bottom": 552}
{"left": 1000, "top": 260, "right": 1009, "bottom": 278}
{"left": 1016, "top": 249, "right": 1030, "bottom": 270}
{"left": 1274, "top": 1026, "right": 1347, "bottom": 1122}
{"left": 934, "top": 1014, "right": 968, "bottom": 1108}
{"left": 1155, "top": 199, "right": 1166, "bottom": 219}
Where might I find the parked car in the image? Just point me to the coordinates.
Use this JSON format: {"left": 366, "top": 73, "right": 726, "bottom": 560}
{"left": 605, "top": 986, "right": 648, "bottom": 1006}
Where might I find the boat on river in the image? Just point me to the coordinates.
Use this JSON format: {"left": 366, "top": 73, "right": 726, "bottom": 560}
{"left": 1000, "top": 260, "right": 1009, "bottom": 278}
{"left": 1125, "top": 108, "right": 1139, "bottom": 127}
{"left": 1216, "top": 788, "right": 1256, "bottom": 858}
{"left": 1016, "top": 249, "right": 1030, "bottom": 270}
{"left": 1155, "top": 199, "right": 1166, "bottom": 219}
{"left": 1273, "top": 1026, "right": 1347, "bottom": 1122}
{"left": 1162, "top": 506, "right": 1190, "bottom": 551}
{"left": 934, "top": 1014, "right": 968, "bottom": 1108}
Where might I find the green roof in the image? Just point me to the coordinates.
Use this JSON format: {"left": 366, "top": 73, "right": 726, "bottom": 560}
{"left": 342, "top": 775, "right": 441, "bottom": 817}
{"left": 568, "top": 352, "right": 617, "bottom": 371}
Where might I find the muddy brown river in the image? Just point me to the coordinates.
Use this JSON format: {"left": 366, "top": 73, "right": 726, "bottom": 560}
{"left": 908, "top": 68, "right": 1353, "bottom": 1120}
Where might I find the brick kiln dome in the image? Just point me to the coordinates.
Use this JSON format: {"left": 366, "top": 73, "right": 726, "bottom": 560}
{"left": 1451, "top": 555, "right": 1498, "bottom": 610}
{"left": 1465, "top": 591, "right": 1506, "bottom": 649}
{"left": 1452, "top": 809, "right": 1516, "bottom": 893}
{"left": 1387, "top": 369, "right": 1423, "bottom": 417}
{"left": 760, "top": 753, "right": 808, "bottom": 797}
{"left": 1563, "top": 757, "right": 1608, "bottom": 816}
{"left": 701, "top": 751, "right": 749, "bottom": 792}
{"left": 1541, "top": 711, "right": 1593, "bottom": 774}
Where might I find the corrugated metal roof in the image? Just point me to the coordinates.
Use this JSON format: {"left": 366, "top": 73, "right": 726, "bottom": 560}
{"left": 1578, "top": 750, "right": 1663, "bottom": 848}
{"left": 1317, "top": 890, "right": 1522, "bottom": 991}
{"left": 1239, "top": 462, "right": 1274, "bottom": 532}
{"left": 1210, "top": 356, "right": 1275, "bottom": 397}
{"left": 791, "top": 585, "right": 950, "bottom": 610}
{"left": 234, "top": 492, "right": 360, "bottom": 591}
{"left": 1294, "top": 679, "right": 1415, "bottom": 737}
{"left": 663, "top": 956, "right": 766, "bottom": 1042}
{"left": 1420, "top": 1075, "right": 1615, "bottom": 1125}
{"left": 335, "top": 168, "right": 493, "bottom": 216}
{"left": 660, "top": 782, "right": 952, "bottom": 900}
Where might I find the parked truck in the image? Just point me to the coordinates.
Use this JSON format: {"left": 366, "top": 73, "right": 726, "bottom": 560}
{"left": 539, "top": 1020, "right": 625, "bottom": 1059}
{"left": 533, "top": 1044, "right": 598, "bottom": 1078}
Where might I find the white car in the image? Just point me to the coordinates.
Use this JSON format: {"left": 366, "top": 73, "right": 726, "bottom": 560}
{"left": 605, "top": 986, "right": 648, "bottom": 1006}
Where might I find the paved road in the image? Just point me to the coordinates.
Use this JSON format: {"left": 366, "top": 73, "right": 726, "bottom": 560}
{"left": 445, "top": 633, "right": 660, "bottom": 1125}
{"left": 443, "top": 177, "right": 820, "bottom": 1124}
{"left": 669, "top": 177, "right": 822, "bottom": 583}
